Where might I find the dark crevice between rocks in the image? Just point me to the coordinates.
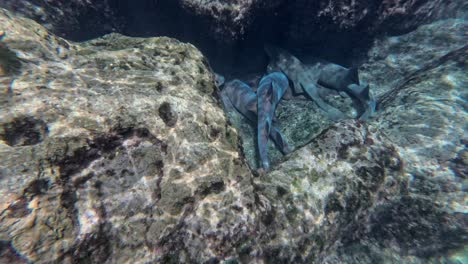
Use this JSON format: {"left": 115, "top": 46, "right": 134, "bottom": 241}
{"left": 23, "top": 178, "right": 50, "bottom": 196}
{"left": 0, "top": 42, "right": 22, "bottom": 76}
{"left": 152, "top": 160, "right": 165, "bottom": 201}
{"left": 31, "top": 0, "right": 377, "bottom": 79}
{"left": 0, "top": 116, "right": 48, "bottom": 146}
{"left": 71, "top": 220, "right": 112, "bottom": 264}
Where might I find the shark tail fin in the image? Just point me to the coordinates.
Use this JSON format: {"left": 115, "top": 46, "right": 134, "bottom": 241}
{"left": 348, "top": 67, "right": 360, "bottom": 85}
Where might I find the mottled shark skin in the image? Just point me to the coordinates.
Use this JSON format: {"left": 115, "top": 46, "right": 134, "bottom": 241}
{"left": 316, "top": 63, "right": 376, "bottom": 120}
{"left": 265, "top": 45, "right": 376, "bottom": 120}
{"left": 256, "top": 72, "right": 290, "bottom": 170}
{"left": 220, "top": 78, "right": 292, "bottom": 170}
{"left": 265, "top": 45, "right": 348, "bottom": 121}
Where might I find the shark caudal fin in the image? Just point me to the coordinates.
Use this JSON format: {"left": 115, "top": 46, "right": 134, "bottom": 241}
{"left": 348, "top": 83, "right": 370, "bottom": 100}
{"left": 348, "top": 83, "right": 376, "bottom": 120}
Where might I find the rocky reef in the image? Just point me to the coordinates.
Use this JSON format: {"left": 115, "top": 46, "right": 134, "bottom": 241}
{"left": 0, "top": 6, "right": 466, "bottom": 264}
{"left": 1, "top": 0, "right": 466, "bottom": 76}
{"left": 2, "top": 0, "right": 465, "bottom": 42}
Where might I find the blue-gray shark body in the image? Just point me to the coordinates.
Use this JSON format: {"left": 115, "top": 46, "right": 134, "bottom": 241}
{"left": 265, "top": 45, "right": 376, "bottom": 120}
{"left": 256, "top": 72, "right": 290, "bottom": 170}
{"left": 220, "top": 72, "right": 291, "bottom": 170}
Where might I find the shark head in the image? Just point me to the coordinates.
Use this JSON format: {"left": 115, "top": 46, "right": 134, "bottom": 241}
{"left": 214, "top": 73, "right": 225, "bottom": 88}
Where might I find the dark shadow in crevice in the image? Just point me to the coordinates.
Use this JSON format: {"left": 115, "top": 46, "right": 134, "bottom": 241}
{"left": 108, "top": 0, "right": 375, "bottom": 80}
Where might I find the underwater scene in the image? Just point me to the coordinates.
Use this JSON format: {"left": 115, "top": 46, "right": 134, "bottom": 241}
{"left": 0, "top": 0, "right": 466, "bottom": 263}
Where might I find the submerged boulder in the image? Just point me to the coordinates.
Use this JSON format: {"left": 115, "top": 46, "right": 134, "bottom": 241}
{"left": 0, "top": 8, "right": 256, "bottom": 263}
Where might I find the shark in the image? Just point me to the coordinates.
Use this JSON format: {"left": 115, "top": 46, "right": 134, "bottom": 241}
{"left": 265, "top": 45, "right": 376, "bottom": 120}
{"left": 256, "top": 72, "right": 290, "bottom": 170}
{"left": 219, "top": 73, "right": 292, "bottom": 171}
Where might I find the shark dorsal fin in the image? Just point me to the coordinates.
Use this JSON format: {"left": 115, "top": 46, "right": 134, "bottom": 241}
{"left": 348, "top": 67, "right": 360, "bottom": 85}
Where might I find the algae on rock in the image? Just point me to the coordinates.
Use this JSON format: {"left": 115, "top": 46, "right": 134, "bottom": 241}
{"left": 0, "top": 6, "right": 466, "bottom": 264}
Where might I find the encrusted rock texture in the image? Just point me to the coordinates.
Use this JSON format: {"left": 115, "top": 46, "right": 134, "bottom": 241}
{"left": 153, "top": 0, "right": 468, "bottom": 42}
{"left": 1, "top": 0, "right": 465, "bottom": 43}
{"left": 285, "top": 0, "right": 466, "bottom": 42}
{"left": 0, "top": 8, "right": 254, "bottom": 263}
{"left": 0, "top": 7, "right": 466, "bottom": 264}
{"left": 180, "top": 0, "right": 283, "bottom": 39}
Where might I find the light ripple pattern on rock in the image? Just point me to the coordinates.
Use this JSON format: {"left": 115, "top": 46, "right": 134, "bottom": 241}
{"left": 0, "top": 7, "right": 466, "bottom": 264}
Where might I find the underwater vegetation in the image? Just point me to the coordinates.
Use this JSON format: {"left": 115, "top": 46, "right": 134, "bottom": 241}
{"left": 0, "top": 1, "right": 466, "bottom": 264}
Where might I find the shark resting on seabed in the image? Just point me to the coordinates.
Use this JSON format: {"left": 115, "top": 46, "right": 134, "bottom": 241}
{"left": 265, "top": 45, "right": 376, "bottom": 121}
{"left": 219, "top": 72, "right": 292, "bottom": 172}
{"left": 217, "top": 46, "right": 377, "bottom": 171}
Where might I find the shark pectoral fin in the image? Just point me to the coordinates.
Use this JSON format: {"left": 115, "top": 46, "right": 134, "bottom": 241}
{"left": 245, "top": 95, "right": 258, "bottom": 113}
{"left": 283, "top": 87, "right": 293, "bottom": 100}
{"left": 258, "top": 118, "right": 271, "bottom": 170}
{"left": 270, "top": 126, "right": 292, "bottom": 155}
{"left": 347, "top": 83, "right": 376, "bottom": 120}
{"left": 301, "top": 83, "right": 319, "bottom": 98}
{"left": 303, "top": 83, "right": 348, "bottom": 121}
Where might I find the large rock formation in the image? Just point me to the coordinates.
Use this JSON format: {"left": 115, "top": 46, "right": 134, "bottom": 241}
{"left": 0, "top": 7, "right": 466, "bottom": 264}
{"left": 1, "top": 0, "right": 464, "bottom": 77}
{"left": 176, "top": 0, "right": 467, "bottom": 43}
{"left": 1, "top": 0, "right": 464, "bottom": 43}
{"left": 0, "top": 8, "right": 256, "bottom": 263}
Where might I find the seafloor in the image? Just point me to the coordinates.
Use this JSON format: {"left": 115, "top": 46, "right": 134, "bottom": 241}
{"left": 0, "top": 2, "right": 466, "bottom": 264}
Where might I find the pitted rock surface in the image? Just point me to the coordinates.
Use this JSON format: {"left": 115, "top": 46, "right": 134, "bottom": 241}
{"left": 0, "top": 8, "right": 254, "bottom": 263}
{"left": 0, "top": 8, "right": 466, "bottom": 264}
